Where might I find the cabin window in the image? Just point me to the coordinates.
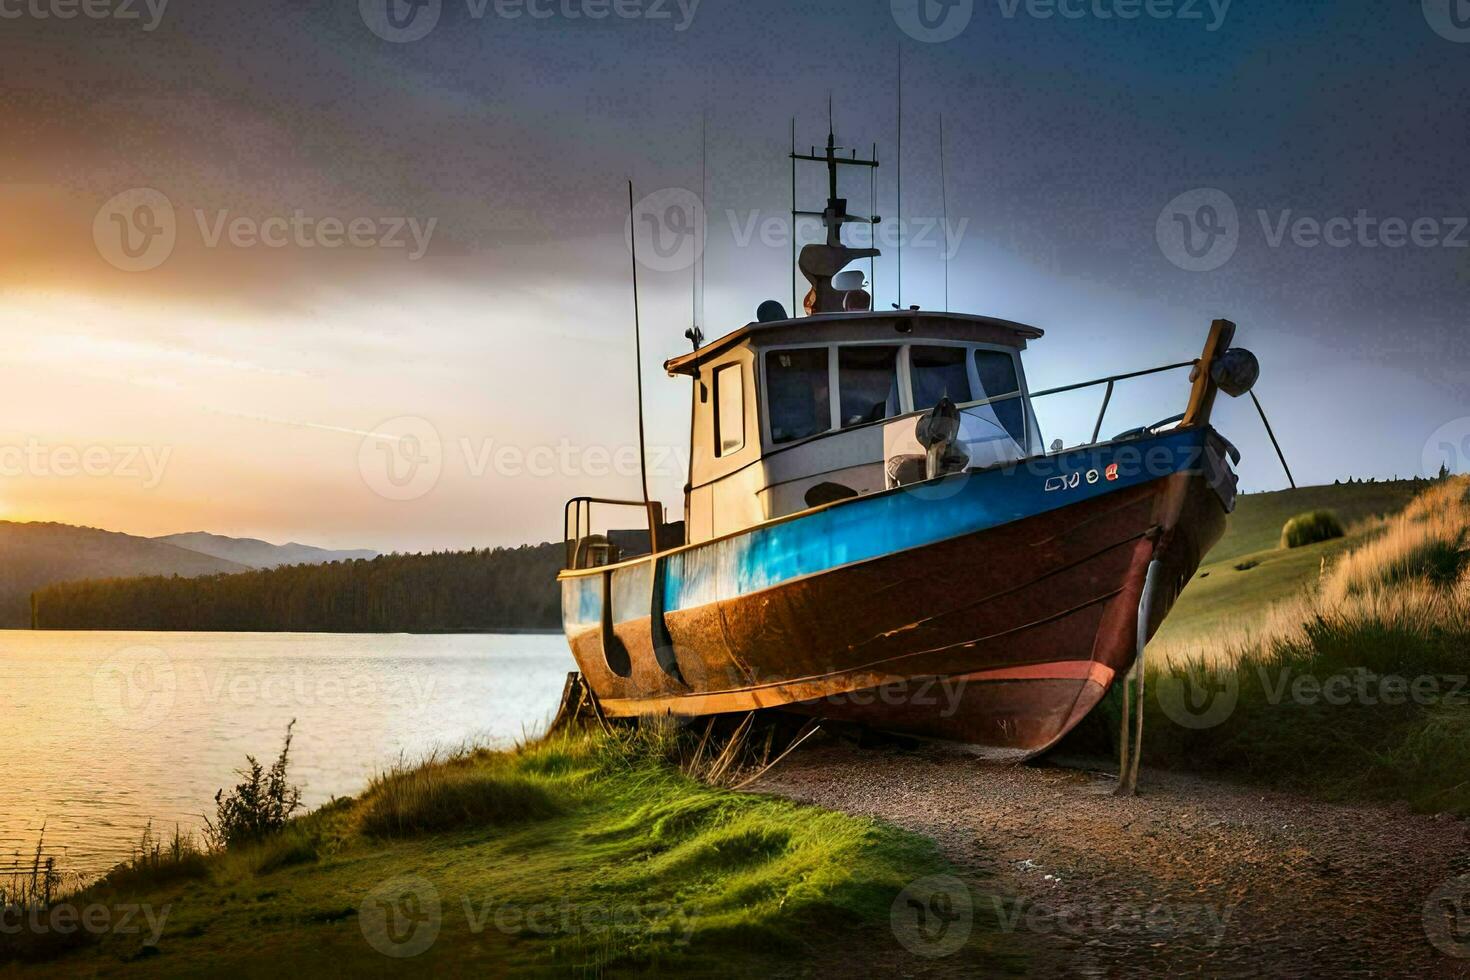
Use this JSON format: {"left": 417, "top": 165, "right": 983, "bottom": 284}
{"left": 973, "top": 349, "right": 1026, "bottom": 444}
{"left": 838, "top": 345, "right": 900, "bottom": 428}
{"left": 714, "top": 363, "right": 745, "bottom": 457}
{"left": 765, "top": 347, "right": 831, "bottom": 445}
{"left": 909, "top": 345, "right": 972, "bottom": 410}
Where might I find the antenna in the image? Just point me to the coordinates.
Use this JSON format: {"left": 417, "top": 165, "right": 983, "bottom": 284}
{"left": 870, "top": 141, "right": 877, "bottom": 301}
{"left": 626, "top": 179, "right": 658, "bottom": 553}
{"left": 700, "top": 109, "right": 707, "bottom": 335}
{"left": 790, "top": 107, "right": 880, "bottom": 315}
{"left": 790, "top": 116, "right": 797, "bottom": 316}
{"left": 896, "top": 46, "right": 903, "bottom": 310}
{"left": 690, "top": 116, "right": 699, "bottom": 341}
{"left": 939, "top": 114, "right": 949, "bottom": 313}
{"left": 686, "top": 109, "right": 706, "bottom": 351}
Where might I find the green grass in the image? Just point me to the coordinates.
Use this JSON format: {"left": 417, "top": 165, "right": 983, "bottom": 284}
{"left": 1280, "top": 510, "right": 1345, "bottom": 549}
{"left": 1155, "top": 529, "right": 1360, "bottom": 649}
{"left": 1135, "top": 616, "right": 1470, "bottom": 816}
{"left": 1203, "top": 480, "right": 1425, "bottom": 565}
{"left": 1099, "top": 478, "right": 1470, "bottom": 817}
{"left": 358, "top": 751, "right": 563, "bottom": 837}
{"left": 1156, "top": 480, "right": 1427, "bottom": 648}
{"left": 6, "top": 731, "right": 1019, "bottom": 977}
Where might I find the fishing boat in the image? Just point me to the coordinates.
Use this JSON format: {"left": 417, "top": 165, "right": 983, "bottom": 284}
{"left": 557, "top": 120, "right": 1260, "bottom": 764}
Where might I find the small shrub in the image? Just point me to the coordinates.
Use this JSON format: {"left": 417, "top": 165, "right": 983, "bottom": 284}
{"left": 204, "top": 721, "right": 303, "bottom": 850}
{"left": 104, "top": 823, "right": 209, "bottom": 891}
{"left": 0, "top": 831, "right": 90, "bottom": 963}
{"left": 1281, "top": 510, "right": 1345, "bottom": 549}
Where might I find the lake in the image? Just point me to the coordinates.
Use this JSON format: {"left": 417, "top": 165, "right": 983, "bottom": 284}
{"left": 0, "top": 631, "right": 575, "bottom": 878}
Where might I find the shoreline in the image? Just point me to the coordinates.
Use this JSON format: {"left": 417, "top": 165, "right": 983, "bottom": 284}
{"left": 6, "top": 626, "right": 564, "bottom": 636}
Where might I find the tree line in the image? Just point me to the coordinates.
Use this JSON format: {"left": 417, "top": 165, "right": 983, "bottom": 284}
{"left": 32, "top": 544, "right": 564, "bottom": 632}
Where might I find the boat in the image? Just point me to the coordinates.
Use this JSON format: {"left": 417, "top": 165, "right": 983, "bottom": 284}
{"left": 556, "top": 118, "right": 1257, "bottom": 762}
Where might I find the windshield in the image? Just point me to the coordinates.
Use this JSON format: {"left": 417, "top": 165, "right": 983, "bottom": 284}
{"left": 909, "top": 345, "right": 972, "bottom": 409}
{"left": 838, "top": 345, "right": 901, "bottom": 428}
{"left": 973, "top": 348, "right": 1026, "bottom": 445}
{"left": 765, "top": 348, "right": 831, "bottom": 445}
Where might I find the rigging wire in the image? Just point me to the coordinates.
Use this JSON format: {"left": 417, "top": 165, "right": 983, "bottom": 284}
{"left": 1250, "top": 390, "right": 1297, "bottom": 489}
{"left": 939, "top": 114, "right": 949, "bottom": 313}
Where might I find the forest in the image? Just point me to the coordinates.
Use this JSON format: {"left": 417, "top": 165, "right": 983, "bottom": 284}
{"left": 31, "top": 543, "right": 564, "bottom": 632}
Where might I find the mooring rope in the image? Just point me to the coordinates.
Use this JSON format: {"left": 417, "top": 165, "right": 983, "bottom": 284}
{"left": 1249, "top": 390, "right": 1297, "bottom": 490}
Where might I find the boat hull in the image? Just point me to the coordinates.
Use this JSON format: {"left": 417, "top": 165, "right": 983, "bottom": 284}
{"left": 559, "top": 427, "right": 1230, "bottom": 757}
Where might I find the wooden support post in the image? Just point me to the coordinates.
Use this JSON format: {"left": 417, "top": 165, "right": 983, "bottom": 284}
{"left": 1181, "top": 318, "right": 1237, "bottom": 429}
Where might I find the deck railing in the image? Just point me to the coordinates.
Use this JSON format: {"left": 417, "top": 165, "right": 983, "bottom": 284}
{"left": 960, "top": 358, "right": 1200, "bottom": 450}
{"left": 562, "top": 497, "right": 666, "bottom": 569}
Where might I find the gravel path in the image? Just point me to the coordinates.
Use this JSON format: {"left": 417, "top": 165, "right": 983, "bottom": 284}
{"left": 759, "top": 740, "right": 1470, "bottom": 978}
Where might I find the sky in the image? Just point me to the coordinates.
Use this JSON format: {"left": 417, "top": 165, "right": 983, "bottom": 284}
{"left": 0, "top": 0, "right": 1466, "bottom": 552}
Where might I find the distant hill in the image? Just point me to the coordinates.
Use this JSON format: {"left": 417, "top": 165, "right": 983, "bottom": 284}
{"left": 1156, "top": 477, "right": 1433, "bottom": 648}
{"left": 155, "top": 531, "right": 378, "bottom": 569}
{"left": 33, "top": 544, "right": 563, "bottom": 633}
{"left": 1201, "top": 479, "right": 1429, "bottom": 565}
{"left": 0, "top": 522, "right": 248, "bottom": 628}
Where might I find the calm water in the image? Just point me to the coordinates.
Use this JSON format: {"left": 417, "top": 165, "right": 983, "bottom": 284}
{"left": 0, "top": 631, "right": 574, "bottom": 877}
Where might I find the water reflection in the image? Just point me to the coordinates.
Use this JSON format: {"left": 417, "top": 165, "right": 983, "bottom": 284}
{"left": 0, "top": 631, "right": 573, "bottom": 876}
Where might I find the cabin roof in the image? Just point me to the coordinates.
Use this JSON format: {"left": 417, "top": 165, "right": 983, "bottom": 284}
{"left": 663, "top": 310, "right": 1045, "bottom": 376}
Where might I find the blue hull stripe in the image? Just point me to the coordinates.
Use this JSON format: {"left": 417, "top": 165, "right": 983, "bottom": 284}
{"left": 663, "top": 429, "right": 1207, "bottom": 612}
{"left": 563, "top": 429, "right": 1209, "bottom": 628}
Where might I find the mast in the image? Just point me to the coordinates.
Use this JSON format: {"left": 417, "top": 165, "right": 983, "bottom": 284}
{"left": 626, "top": 180, "right": 659, "bottom": 552}
{"left": 896, "top": 46, "right": 903, "bottom": 309}
{"left": 870, "top": 141, "right": 878, "bottom": 302}
{"left": 789, "top": 106, "right": 880, "bottom": 315}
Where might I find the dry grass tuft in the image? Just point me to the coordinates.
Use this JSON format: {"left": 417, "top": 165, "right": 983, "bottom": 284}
{"left": 1164, "top": 476, "right": 1470, "bottom": 670}
{"left": 1144, "top": 476, "right": 1470, "bottom": 813}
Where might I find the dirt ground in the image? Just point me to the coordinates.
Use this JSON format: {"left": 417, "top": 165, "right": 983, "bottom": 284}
{"left": 758, "top": 740, "right": 1470, "bottom": 978}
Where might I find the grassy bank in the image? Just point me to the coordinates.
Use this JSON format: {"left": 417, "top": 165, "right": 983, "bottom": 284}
{"left": 1104, "top": 476, "right": 1470, "bottom": 814}
{"left": 1153, "top": 478, "right": 1429, "bottom": 649}
{"left": 3, "top": 729, "right": 1017, "bottom": 977}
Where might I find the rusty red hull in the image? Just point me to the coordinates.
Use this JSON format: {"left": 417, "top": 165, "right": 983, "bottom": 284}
{"left": 560, "top": 434, "right": 1228, "bottom": 757}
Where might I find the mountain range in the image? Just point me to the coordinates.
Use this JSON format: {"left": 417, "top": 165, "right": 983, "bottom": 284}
{"left": 153, "top": 532, "right": 377, "bottom": 570}
{"left": 0, "top": 522, "right": 378, "bottom": 628}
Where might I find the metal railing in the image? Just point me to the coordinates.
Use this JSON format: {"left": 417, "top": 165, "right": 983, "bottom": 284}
{"left": 958, "top": 358, "right": 1200, "bottom": 450}
{"left": 562, "top": 497, "right": 667, "bottom": 570}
